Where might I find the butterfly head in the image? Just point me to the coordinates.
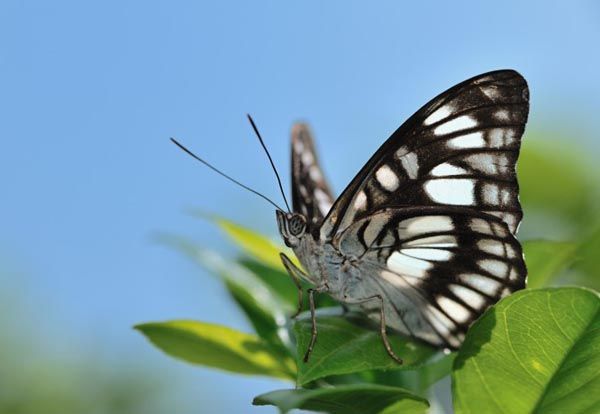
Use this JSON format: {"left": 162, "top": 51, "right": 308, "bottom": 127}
{"left": 276, "top": 210, "right": 307, "bottom": 248}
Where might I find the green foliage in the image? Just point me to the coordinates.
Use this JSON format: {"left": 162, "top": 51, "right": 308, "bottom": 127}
{"left": 294, "top": 315, "right": 436, "bottom": 385}
{"left": 136, "top": 320, "right": 295, "bottom": 379}
{"left": 139, "top": 136, "right": 600, "bottom": 413}
{"left": 453, "top": 288, "right": 600, "bottom": 414}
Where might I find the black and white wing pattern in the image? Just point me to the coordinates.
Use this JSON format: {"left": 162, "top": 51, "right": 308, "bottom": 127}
{"left": 291, "top": 123, "right": 335, "bottom": 231}
{"left": 321, "top": 70, "right": 528, "bottom": 240}
{"left": 338, "top": 206, "right": 526, "bottom": 348}
{"left": 326, "top": 70, "right": 529, "bottom": 348}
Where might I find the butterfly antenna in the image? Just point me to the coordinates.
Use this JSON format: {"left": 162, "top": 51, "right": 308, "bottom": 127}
{"left": 246, "top": 114, "right": 292, "bottom": 212}
{"left": 170, "top": 138, "right": 286, "bottom": 212}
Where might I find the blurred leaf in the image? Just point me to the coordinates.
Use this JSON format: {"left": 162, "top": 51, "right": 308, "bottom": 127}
{"left": 523, "top": 240, "right": 578, "bottom": 288}
{"left": 519, "top": 138, "right": 598, "bottom": 227}
{"left": 222, "top": 276, "right": 292, "bottom": 358}
{"left": 253, "top": 384, "right": 429, "bottom": 414}
{"left": 155, "top": 234, "right": 293, "bottom": 354}
{"left": 240, "top": 257, "right": 339, "bottom": 310}
{"left": 575, "top": 224, "right": 600, "bottom": 289}
{"left": 452, "top": 288, "right": 600, "bottom": 414}
{"left": 294, "top": 315, "right": 436, "bottom": 385}
{"left": 196, "top": 214, "right": 301, "bottom": 271}
{"left": 239, "top": 258, "right": 299, "bottom": 307}
{"left": 136, "top": 320, "right": 295, "bottom": 379}
{"left": 217, "top": 217, "right": 286, "bottom": 270}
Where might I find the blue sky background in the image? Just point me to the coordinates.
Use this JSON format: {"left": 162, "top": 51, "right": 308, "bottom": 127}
{"left": 1, "top": 1, "right": 599, "bottom": 412}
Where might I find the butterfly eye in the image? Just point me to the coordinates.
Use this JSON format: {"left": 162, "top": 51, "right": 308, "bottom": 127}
{"left": 288, "top": 215, "right": 306, "bottom": 236}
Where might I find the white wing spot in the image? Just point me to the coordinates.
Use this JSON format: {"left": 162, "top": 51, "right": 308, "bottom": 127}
{"left": 402, "top": 216, "right": 454, "bottom": 235}
{"left": 426, "top": 305, "right": 458, "bottom": 344}
{"left": 459, "top": 273, "right": 502, "bottom": 296}
{"left": 299, "top": 184, "right": 308, "bottom": 198}
{"left": 403, "top": 235, "right": 457, "bottom": 248}
{"left": 437, "top": 296, "right": 471, "bottom": 324}
{"left": 301, "top": 151, "right": 314, "bottom": 165}
{"left": 309, "top": 166, "right": 323, "bottom": 181}
{"left": 293, "top": 139, "right": 305, "bottom": 153}
{"left": 483, "top": 183, "right": 500, "bottom": 205}
{"left": 488, "top": 128, "right": 506, "bottom": 147}
{"left": 425, "top": 179, "right": 475, "bottom": 205}
{"left": 431, "top": 163, "right": 468, "bottom": 177}
{"left": 447, "top": 132, "right": 485, "bottom": 149}
{"left": 478, "top": 259, "right": 509, "bottom": 278}
{"left": 434, "top": 115, "right": 477, "bottom": 135}
{"left": 504, "top": 129, "right": 516, "bottom": 145}
{"left": 501, "top": 189, "right": 511, "bottom": 205}
{"left": 400, "top": 152, "right": 419, "bottom": 179}
{"left": 449, "top": 284, "right": 486, "bottom": 309}
{"left": 481, "top": 85, "right": 500, "bottom": 99}
{"left": 400, "top": 248, "right": 452, "bottom": 261}
{"left": 424, "top": 105, "right": 453, "bottom": 125}
{"left": 314, "top": 188, "right": 332, "bottom": 213}
{"left": 470, "top": 218, "right": 494, "bottom": 235}
{"left": 375, "top": 165, "right": 400, "bottom": 191}
{"left": 505, "top": 244, "right": 517, "bottom": 259}
{"left": 509, "top": 267, "right": 521, "bottom": 282}
{"left": 495, "top": 109, "right": 510, "bottom": 121}
{"left": 464, "top": 153, "right": 500, "bottom": 175}
{"left": 477, "top": 239, "right": 505, "bottom": 256}
{"left": 354, "top": 191, "right": 367, "bottom": 210}
{"left": 395, "top": 146, "right": 411, "bottom": 158}
{"left": 387, "top": 251, "right": 432, "bottom": 279}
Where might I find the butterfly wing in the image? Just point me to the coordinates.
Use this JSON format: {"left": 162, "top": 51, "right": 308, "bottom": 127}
{"left": 320, "top": 70, "right": 529, "bottom": 241}
{"left": 337, "top": 206, "right": 526, "bottom": 348}
{"left": 324, "top": 70, "right": 529, "bottom": 348}
{"left": 291, "top": 123, "right": 335, "bottom": 230}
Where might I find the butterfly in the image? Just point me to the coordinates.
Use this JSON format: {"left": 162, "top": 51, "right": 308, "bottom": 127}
{"left": 275, "top": 70, "right": 529, "bottom": 363}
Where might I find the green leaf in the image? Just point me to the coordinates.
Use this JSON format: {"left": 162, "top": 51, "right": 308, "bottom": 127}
{"left": 253, "top": 384, "right": 429, "bottom": 414}
{"left": 294, "top": 315, "right": 437, "bottom": 385}
{"left": 523, "top": 240, "right": 578, "bottom": 288}
{"left": 452, "top": 287, "right": 600, "bottom": 414}
{"left": 135, "top": 320, "right": 295, "bottom": 379}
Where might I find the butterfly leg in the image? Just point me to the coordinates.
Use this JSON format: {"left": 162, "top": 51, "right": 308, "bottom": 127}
{"left": 303, "top": 284, "right": 329, "bottom": 363}
{"left": 279, "top": 253, "right": 306, "bottom": 319}
{"left": 345, "top": 294, "right": 403, "bottom": 364}
{"left": 374, "top": 295, "right": 403, "bottom": 365}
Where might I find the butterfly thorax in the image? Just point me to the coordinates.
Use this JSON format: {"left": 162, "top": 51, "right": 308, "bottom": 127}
{"left": 293, "top": 232, "right": 372, "bottom": 304}
{"left": 295, "top": 235, "right": 336, "bottom": 285}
